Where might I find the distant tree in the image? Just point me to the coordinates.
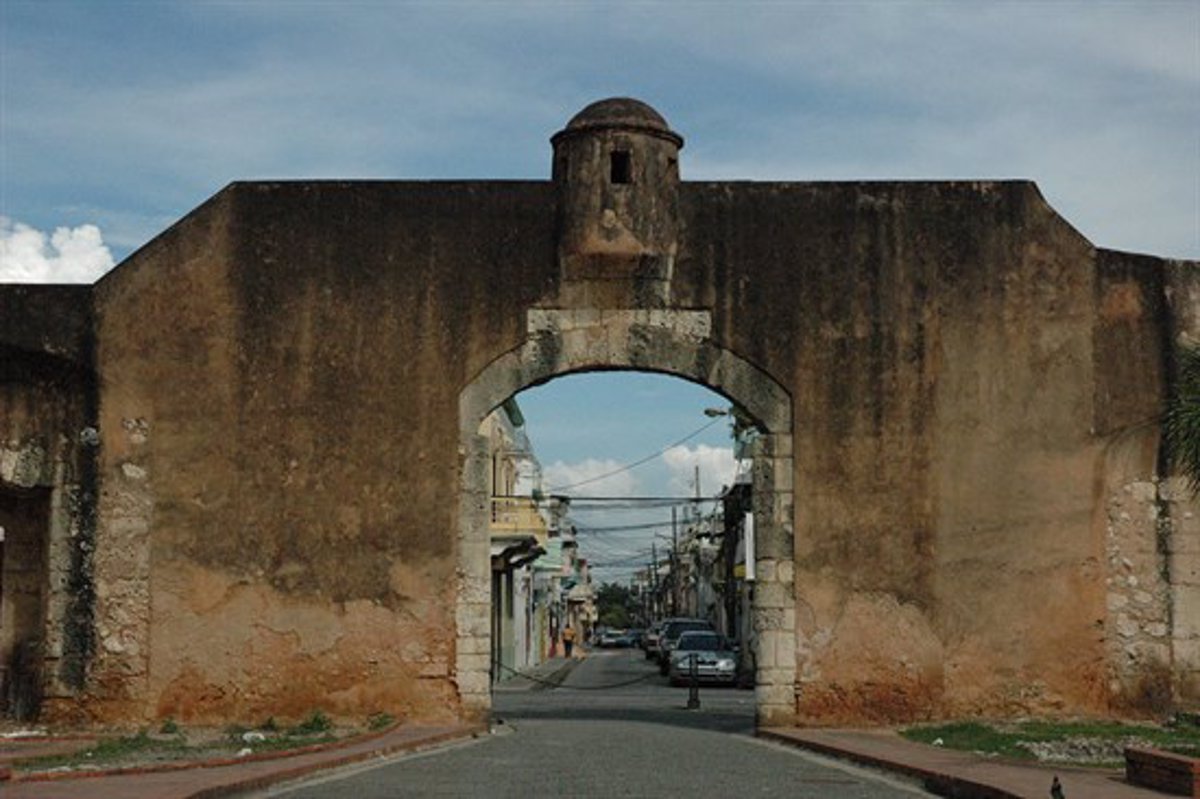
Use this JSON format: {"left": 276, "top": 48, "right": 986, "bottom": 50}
{"left": 1165, "top": 344, "right": 1200, "bottom": 492}
{"left": 595, "top": 582, "right": 636, "bottom": 628}
{"left": 599, "top": 606, "right": 631, "bottom": 629}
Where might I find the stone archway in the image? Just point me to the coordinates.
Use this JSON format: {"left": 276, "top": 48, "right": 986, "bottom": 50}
{"left": 457, "top": 308, "right": 796, "bottom": 725}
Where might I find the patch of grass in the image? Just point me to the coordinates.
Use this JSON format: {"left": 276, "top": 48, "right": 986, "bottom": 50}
{"left": 13, "top": 715, "right": 362, "bottom": 775}
{"left": 224, "top": 723, "right": 249, "bottom": 741}
{"left": 249, "top": 732, "right": 337, "bottom": 752}
{"left": 15, "top": 731, "right": 189, "bottom": 771}
{"left": 367, "top": 712, "right": 395, "bottom": 731}
{"left": 901, "top": 720, "right": 1200, "bottom": 764}
{"left": 903, "top": 722, "right": 1035, "bottom": 760}
{"left": 291, "top": 710, "right": 333, "bottom": 735}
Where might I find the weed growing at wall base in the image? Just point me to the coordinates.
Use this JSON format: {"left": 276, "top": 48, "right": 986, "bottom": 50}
{"left": 902, "top": 719, "right": 1200, "bottom": 766}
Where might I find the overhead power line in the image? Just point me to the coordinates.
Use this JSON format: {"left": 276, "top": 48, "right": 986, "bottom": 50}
{"left": 544, "top": 416, "right": 724, "bottom": 493}
{"left": 576, "top": 515, "right": 691, "bottom": 527}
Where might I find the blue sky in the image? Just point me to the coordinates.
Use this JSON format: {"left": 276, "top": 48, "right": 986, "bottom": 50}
{"left": 516, "top": 373, "right": 739, "bottom": 579}
{"left": 2, "top": 1, "right": 1197, "bottom": 579}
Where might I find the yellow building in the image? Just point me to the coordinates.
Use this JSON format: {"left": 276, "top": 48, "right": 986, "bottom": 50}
{"left": 480, "top": 399, "right": 548, "bottom": 681}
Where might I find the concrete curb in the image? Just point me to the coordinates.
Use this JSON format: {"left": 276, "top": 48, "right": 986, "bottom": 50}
{"left": 533, "top": 657, "right": 583, "bottom": 690}
{"left": 184, "top": 724, "right": 487, "bottom": 799}
{"left": 9, "top": 723, "right": 406, "bottom": 784}
{"left": 3, "top": 722, "right": 485, "bottom": 796}
{"left": 756, "top": 729, "right": 1022, "bottom": 799}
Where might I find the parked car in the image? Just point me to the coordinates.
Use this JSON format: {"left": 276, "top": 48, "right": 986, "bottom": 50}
{"left": 598, "top": 629, "right": 626, "bottom": 648}
{"left": 657, "top": 617, "right": 715, "bottom": 674}
{"left": 621, "top": 628, "right": 644, "bottom": 648}
{"left": 643, "top": 623, "right": 663, "bottom": 660}
{"left": 668, "top": 631, "right": 738, "bottom": 686}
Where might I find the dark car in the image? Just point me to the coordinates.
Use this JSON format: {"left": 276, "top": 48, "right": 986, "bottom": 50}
{"left": 656, "top": 617, "right": 715, "bottom": 674}
{"left": 668, "top": 631, "right": 738, "bottom": 686}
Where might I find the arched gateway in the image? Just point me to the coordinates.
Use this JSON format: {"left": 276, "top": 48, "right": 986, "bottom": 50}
{"left": 457, "top": 309, "right": 795, "bottom": 723}
{"left": 0, "top": 98, "right": 1195, "bottom": 727}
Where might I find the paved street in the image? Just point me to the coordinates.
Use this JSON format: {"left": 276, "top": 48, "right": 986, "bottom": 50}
{"left": 257, "top": 649, "right": 934, "bottom": 798}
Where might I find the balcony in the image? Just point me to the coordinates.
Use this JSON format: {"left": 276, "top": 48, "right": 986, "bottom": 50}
{"left": 490, "top": 496, "right": 548, "bottom": 544}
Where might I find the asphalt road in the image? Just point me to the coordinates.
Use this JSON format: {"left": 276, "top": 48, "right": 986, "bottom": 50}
{"left": 257, "top": 648, "right": 935, "bottom": 798}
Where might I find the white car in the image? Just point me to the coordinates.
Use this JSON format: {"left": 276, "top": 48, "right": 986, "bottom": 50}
{"left": 668, "top": 631, "right": 738, "bottom": 686}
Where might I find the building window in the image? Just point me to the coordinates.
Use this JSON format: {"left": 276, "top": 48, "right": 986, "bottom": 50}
{"left": 610, "top": 150, "right": 631, "bottom": 184}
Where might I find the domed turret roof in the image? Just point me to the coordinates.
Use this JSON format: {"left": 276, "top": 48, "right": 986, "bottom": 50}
{"left": 553, "top": 97, "right": 683, "bottom": 147}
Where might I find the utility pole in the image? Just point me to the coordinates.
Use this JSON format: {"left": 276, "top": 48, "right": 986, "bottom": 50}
{"left": 671, "top": 507, "right": 679, "bottom": 617}
{"left": 650, "top": 542, "right": 659, "bottom": 621}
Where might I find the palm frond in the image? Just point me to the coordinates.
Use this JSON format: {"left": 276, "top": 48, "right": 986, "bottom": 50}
{"left": 1165, "top": 344, "right": 1200, "bottom": 492}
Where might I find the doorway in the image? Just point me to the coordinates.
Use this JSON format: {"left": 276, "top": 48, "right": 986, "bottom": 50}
{"left": 0, "top": 486, "right": 50, "bottom": 720}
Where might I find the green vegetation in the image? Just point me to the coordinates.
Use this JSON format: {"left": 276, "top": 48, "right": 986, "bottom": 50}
{"left": 368, "top": 712, "right": 396, "bottom": 731}
{"left": 596, "top": 582, "right": 637, "bottom": 629}
{"left": 16, "top": 730, "right": 188, "bottom": 771}
{"left": 901, "top": 719, "right": 1200, "bottom": 766}
{"left": 1166, "top": 344, "right": 1200, "bottom": 492}
{"left": 15, "top": 714, "right": 346, "bottom": 774}
{"left": 292, "top": 710, "right": 333, "bottom": 735}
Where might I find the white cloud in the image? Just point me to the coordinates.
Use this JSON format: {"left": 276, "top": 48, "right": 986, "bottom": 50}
{"left": 662, "top": 444, "right": 736, "bottom": 498}
{"left": 0, "top": 218, "right": 114, "bottom": 283}
{"left": 543, "top": 458, "right": 640, "bottom": 497}
{"left": 5, "top": 4, "right": 1196, "bottom": 260}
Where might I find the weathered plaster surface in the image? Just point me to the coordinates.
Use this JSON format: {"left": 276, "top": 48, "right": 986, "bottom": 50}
{"left": 0, "top": 285, "right": 96, "bottom": 719}
{"left": 0, "top": 142, "right": 1195, "bottom": 727}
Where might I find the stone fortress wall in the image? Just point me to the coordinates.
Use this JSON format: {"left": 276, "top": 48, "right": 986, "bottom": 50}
{"left": 0, "top": 99, "right": 1196, "bottom": 726}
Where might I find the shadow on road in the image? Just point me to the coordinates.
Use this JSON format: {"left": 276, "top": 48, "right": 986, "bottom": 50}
{"left": 493, "top": 698, "right": 755, "bottom": 735}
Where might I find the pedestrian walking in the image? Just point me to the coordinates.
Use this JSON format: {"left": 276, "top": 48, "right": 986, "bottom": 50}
{"left": 562, "top": 624, "right": 577, "bottom": 658}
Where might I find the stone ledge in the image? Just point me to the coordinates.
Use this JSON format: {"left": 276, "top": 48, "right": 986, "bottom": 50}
{"left": 1125, "top": 746, "right": 1200, "bottom": 797}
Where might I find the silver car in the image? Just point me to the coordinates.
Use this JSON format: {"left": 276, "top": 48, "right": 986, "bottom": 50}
{"left": 667, "top": 631, "right": 737, "bottom": 686}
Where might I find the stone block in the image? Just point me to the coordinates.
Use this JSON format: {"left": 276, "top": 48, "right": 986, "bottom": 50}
{"left": 782, "top": 607, "right": 797, "bottom": 634}
{"left": 456, "top": 578, "right": 490, "bottom": 605}
{"left": 1160, "top": 477, "right": 1193, "bottom": 503}
{"left": 1173, "top": 587, "right": 1200, "bottom": 639}
{"left": 455, "top": 652, "right": 490, "bottom": 674}
{"left": 771, "top": 434, "right": 793, "bottom": 458}
{"left": 456, "top": 635, "right": 491, "bottom": 655}
{"left": 759, "top": 632, "right": 796, "bottom": 670}
{"left": 1173, "top": 515, "right": 1200, "bottom": 548}
{"left": 455, "top": 603, "right": 490, "bottom": 638}
{"left": 1172, "top": 550, "right": 1200, "bottom": 585}
{"left": 1171, "top": 638, "right": 1200, "bottom": 671}
{"left": 455, "top": 670, "right": 490, "bottom": 698}
{"left": 756, "top": 558, "right": 777, "bottom": 583}
{"left": 754, "top": 639, "right": 777, "bottom": 669}
{"left": 754, "top": 581, "right": 792, "bottom": 610}
{"left": 756, "top": 667, "right": 796, "bottom": 688}
{"left": 756, "top": 681, "right": 798, "bottom": 708}
{"left": 777, "top": 559, "right": 795, "bottom": 585}
{"left": 773, "top": 461, "right": 794, "bottom": 492}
